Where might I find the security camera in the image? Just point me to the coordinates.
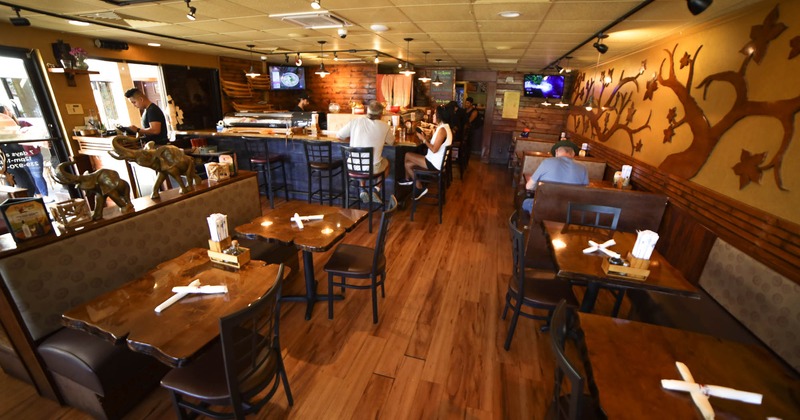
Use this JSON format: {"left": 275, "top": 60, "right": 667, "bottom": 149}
{"left": 338, "top": 28, "right": 347, "bottom": 39}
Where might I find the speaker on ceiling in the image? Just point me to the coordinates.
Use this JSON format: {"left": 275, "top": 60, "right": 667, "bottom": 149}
{"left": 94, "top": 39, "right": 129, "bottom": 50}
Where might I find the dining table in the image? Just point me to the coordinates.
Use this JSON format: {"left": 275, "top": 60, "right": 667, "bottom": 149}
{"left": 235, "top": 201, "right": 368, "bottom": 320}
{"left": 578, "top": 312, "right": 800, "bottom": 419}
{"left": 543, "top": 220, "right": 698, "bottom": 313}
{"left": 62, "top": 248, "right": 284, "bottom": 367}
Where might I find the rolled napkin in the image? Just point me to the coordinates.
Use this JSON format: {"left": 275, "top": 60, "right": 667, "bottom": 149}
{"left": 674, "top": 361, "right": 715, "bottom": 420}
{"left": 291, "top": 214, "right": 324, "bottom": 221}
{"left": 171, "top": 285, "right": 228, "bottom": 294}
{"left": 291, "top": 213, "right": 305, "bottom": 229}
{"left": 583, "top": 239, "right": 621, "bottom": 259}
{"left": 632, "top": 230, "right": 659, "bottom": 260}
{"left": 662, "top": 380, "right": 763, "bottom": 405}
{"left": 155, "top": 279, "right": 201, "bottom": 313}
{"left": 207, "top": 213, "right": 228, "bottom": 242}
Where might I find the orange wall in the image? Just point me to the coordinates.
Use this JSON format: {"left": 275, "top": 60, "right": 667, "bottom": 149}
{"left": 567, "top": 0, "right": 800, "bottom": 224}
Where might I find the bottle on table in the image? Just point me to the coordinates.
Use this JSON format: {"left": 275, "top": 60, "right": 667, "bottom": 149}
{"left": 223, "top": 239, "right": 244, "bottom": 256}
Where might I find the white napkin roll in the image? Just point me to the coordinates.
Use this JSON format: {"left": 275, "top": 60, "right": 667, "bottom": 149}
{"left": 291, "top": 213, "right": 304, "bottom": 229}
{"left": 675, "top": 361, "right": 715, "bottom": 420}
{"left": 171, "top": 285, "right": 228, "bottom": 294}
{"left": 662, "top": 380, "right": 763, "bottom": 405}
{"left": 583, "top": 239, "right": 621, "bottom": 259}
{"left": 155, "top": 279, "right": 201, "bottom": 313}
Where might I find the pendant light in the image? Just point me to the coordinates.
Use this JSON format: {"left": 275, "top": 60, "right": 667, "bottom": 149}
{"left": 432, "top": 59, "right": 443, "bottom": 86}
{"left": 315, "top": 40, "right": 330, "bottom": 78}
{"left": 245, "top": 44, "right": 260, "bottom": 78}
{"left": 399, "top": 37, "right": 415, "bottom": 76}
{"left": 418, "top": 51, "right": 431, "bottom": 83}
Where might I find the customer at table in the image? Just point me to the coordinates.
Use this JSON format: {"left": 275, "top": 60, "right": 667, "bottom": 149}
{"left": 292, "top": 92, "right": 311, "bottom": 112}
{"left": 336, "top": 100, "right": 394, "bottom": 203}
{"left": 521, "top": 140, "right": 588, "bottom": 214}
{"left": 398, "top": 104, "right": 453, "bottom": 200}
{"left": 125, "top": 88, "right": 169, "bottom": 145}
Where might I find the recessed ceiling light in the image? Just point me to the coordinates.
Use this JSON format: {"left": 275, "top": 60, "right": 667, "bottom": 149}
{"left": 488, "top": 58, "right": 518, "bottom": 64}
{"left": 147, "top": 43, "right": 161, "bottom": 47}
{"left": 495, "top": 46, "right": 511, "bottom": 50}
{"left": 498, "top": 11, "right": 520, "bottom": 18}
{"left": 370, "top": 24, "right": 388, "bottom": 32}
{"left": 287, "top": 33, "right": 307, "bottom": 38}
{"left": 68, "top": 20, "right": 90, "bottom": 26}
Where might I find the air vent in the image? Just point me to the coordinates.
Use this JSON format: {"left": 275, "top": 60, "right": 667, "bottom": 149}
{"left": 269, "top": 11, "right": 352, "bottom": 29}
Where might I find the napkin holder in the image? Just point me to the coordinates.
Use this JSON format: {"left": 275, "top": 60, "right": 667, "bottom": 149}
{"left": 207, "top": 237, "right": 250, "bottom": 270}
{"left": 208, "top": 237, "right": 231, "bottom": 252}
{"left": 601, "top": 253, "right": 650, "bottom": 281}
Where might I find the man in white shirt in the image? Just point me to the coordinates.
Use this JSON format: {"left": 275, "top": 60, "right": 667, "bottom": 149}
{"left": 336, "top": 100, "right": 394, "bottom": 203}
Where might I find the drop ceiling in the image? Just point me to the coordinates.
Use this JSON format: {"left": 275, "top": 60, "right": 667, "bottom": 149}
{"left": 0, "top": 0, "right": 768, "bottom": 71}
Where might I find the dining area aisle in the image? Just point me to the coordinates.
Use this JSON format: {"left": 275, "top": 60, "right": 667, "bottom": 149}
{"left": 0, "top": 157, "right": 597, "bottom": 419}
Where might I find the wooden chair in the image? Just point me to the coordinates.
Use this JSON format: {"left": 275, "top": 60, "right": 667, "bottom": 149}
{"left": 548, "top": 300, "right": 606, "bottom": 420}
{"left": 160, "top": 264, "right": 293, "bottom": 419}
{"left": 502, "top": 211, "right": 579, "bottom": 350}
{"left": 244, "top": 137, "right": 288, "bottom": 209}
{"left": 341, "top": 146, "right": 386, "bottom": 233}
{"left": 324, "top": 196, "right": 397, "bottom": 324}
{"left": 303, "top": 140, "right": 343, "bottom": 206}
{"left": 411, "top": 146, "right": 451, "bottom": 224}
{"left": 566, "top": 202, "right": 625, "bottom": 317}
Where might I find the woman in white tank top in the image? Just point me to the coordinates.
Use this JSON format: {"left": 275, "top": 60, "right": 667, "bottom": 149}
{"left": 399, "top": 105, "right": 454, "bottom": 200}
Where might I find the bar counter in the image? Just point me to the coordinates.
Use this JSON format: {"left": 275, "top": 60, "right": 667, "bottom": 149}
{"left": 175, "top": 129, "right": 423, "bottom": 202}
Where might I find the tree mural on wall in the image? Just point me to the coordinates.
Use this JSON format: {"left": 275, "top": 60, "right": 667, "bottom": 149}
{"left": 573, "top": 5, "right": 800, "bottom": 190}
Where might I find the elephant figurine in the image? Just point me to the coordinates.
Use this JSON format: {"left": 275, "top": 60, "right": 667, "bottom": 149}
{"left": 108, "top": 136, "right": 201, "bottom": 199}
{"left": 53, "top": 160, "right": 133, "bottom": 220}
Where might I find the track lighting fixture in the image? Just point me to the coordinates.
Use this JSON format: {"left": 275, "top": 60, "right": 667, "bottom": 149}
{"left": 399, "top": 38, "right": 416, "bottom": 76}
{"left": 245, "top": 44, "right": 260, "bottom": 78}
{"left": 285, "top": 54, "right": 289, "bottom": 64}
{"left": 687, "top": 0, "right": 712, "bottom": 15}
{"left": 315, "top": 40, "right": 330, "bottom": 78}
{"left": 554, "top": 63, "right": 563, "bottom": 74}
{"left": 333, "top": 52, "right": 338, "bottom": 61}
{"left": 432, "top": 59, "right": 443, "bottom": 86}
{"left": 295, "top": 53, "right": 302, "bottom": 66}
{"left": 563, "top": 56, "right": 572, "bottom": 73}
{"left": 311, "top": 0, "right": 322, "bottom": 10}
{"left": 374, "top": 54, "right": 380, "bottom": 64}
{"left": 9, "top": 7, "right": 30, "bottom": 26}
{"left": 593, "top": 33, "right": 609, "bottom": 54}
{"left": 185, "top": 0, "right": 196, "bottom": 21}
{"left": 418, "top": 51, "right": 431, "bottom": 83}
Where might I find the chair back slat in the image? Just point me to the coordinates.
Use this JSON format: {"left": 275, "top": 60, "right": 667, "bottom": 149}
{"left": 566, "top": 202, "right": 621, "bottom": 231}
{"left": 304, "top": 140, "right": 334, "bottom": 164}
{"left": 341, "top": 146, "right": 374, "bottom": 174}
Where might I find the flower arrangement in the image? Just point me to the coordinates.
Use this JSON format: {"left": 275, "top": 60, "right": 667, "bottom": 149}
{"left": 69, "top": 47, "right": 87, "bottom": 60}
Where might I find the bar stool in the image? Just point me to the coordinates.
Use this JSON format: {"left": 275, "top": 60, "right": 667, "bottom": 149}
{"left": 244, "top": 137, "right": 288, "bottom": 209}
{"left": 411, "top": 146, "right": 451, "bottom": 224}
{"left": 341, "top": 146, "right": 386, "bottom": 233}
{"left": 303, "top": 140, "right": 343, "bottom": 206}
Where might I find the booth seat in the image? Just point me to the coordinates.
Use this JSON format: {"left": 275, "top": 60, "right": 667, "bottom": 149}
{"left": 0, "top": 173, "right": 298, "bottom": 419}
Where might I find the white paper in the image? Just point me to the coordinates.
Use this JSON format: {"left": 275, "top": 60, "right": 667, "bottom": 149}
{"left": 171, "top": 285, "right": 228, "bottom": 294}
{"left": 206, "top": 213, "right": 228, "bottom": 242}
{"left": 155, "top": 279, "right": 201, "bottom": 313}
{"left": 632, "top": 230, "right": 659, "bottom": 259}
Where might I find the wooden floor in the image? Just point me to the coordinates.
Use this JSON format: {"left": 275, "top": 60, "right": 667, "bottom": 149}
{"left": 0, "top": 158, "right": 620, "bottom": 419}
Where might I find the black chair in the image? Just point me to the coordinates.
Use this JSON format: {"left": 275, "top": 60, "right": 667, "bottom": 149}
{"left": 160, "top": 264, "right": 293, "bottom": 419}
{"left": 565, "top": 202, "right": 625, "bottom": 317}
{"left": 244, "top": 137, "right": 288, "bottom": 209}
{"left": 341, "top": 146, "right": 387, "bottom": 233}
{"left": 502, "top": 211, "right": 579, "bottom": 350}
{"left": 411, "top": 146, "right": 451, "bottom": 224}
{"left": 324, "top": 196, "right": 397, "bottom": 324}
{"left": 548, "top": 300, "right": 606, "bottom": 420}
{"left": 303, "top": 140, "right": 344, "bottom": 206}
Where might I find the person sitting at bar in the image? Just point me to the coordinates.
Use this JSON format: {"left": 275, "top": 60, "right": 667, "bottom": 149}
{"left": 125, "top": 88, "right": 169, "bottom": 145}
{"left": 521, "top": 139, "right": 588, "bottom": 214}
{"left": 398, "top": 104, "right": 453, "bottom": 200}
{"left": 336, "top": 100, "right": 394, "bottom": 203}
{"left": 292, "top": 92, "right": 310, "bottom": 112}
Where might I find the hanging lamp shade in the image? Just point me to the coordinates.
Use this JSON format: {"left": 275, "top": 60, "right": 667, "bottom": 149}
{"left": 315, "top": 40, "right": 330, "bottom": 77}
{"left": 418, "top": 51, "right": 431, "bottom": 83}
{"left": 432, "top": 58, "right": 443, "bottom": 86}
{"left": 245, "top": 44, "right": 260, "bottom": 78}
{"left": 399, "top": 38, "right": 416, "bottom": 76}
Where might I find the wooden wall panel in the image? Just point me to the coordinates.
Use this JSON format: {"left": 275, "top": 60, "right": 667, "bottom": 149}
{"left": 584, "top": 138, "right": 800, "bottom": 285}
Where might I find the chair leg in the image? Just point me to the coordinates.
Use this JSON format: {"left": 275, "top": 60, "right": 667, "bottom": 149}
{"left": 168, "top": 391, "right": 191, "bottom": 420}
{"left": 410, "top": 183, "right": 417, "bottom": 221}
{"left": 265, "top": 163, "right": 275, "bottom": 209}
{"left": 379, "top": 272, "right": 385, "bottom": 297}
{"left": 501, "top": 292, "right": 511, "bottom": 320}
{"left": 281, "top": 161, "right": 289, "bottom": 202}
{"left": 371, "top": 275, "right": 379, "bottom": 324}
{"left": 611, "top": 289, "right": 625, "bottom": 318}
{"left": 438, "top": 177, "right": 443, "bottom": 224}
{"left": 307, "top": 168, "right": 313, "bottom": 203}
{"left": 276, "top": 354, "right": 294, "bottom": 406}
{"left": 327, "top": 273, "right": 334, "bottom": 320}
{"left": 504, "top": 304, "right": 522, "bottom": 351}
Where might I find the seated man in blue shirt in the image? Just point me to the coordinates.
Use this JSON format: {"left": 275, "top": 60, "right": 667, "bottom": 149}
{"left": 521, "top": 139, "right": 589, "bottom": 214}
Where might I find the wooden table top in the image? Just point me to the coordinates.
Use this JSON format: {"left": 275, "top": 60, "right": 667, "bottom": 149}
{"left": 579, "top": 313, "right": 800, "bottom": 419}
{"left": 235, "top": 201, "right": 368, "bottom": 252}
{"left": 543, "top": 220, "right": 698, "bottom": 297}
{"left": 62, "top": 248, "right": 282, "bottom": 367}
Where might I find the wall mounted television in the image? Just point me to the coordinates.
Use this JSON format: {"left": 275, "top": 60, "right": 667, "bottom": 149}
{"left": 523, "top": 74, "right": 564, "bottom": 99}
{"left": 269, "top": 66, "right": 306, "bottom": 90}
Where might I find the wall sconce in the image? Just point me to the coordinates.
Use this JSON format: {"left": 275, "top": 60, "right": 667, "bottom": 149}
{"left": 687, "top": 0, "right": 713, "bottom": 16}
{"left": 593, "top": 33, "right": 609, "bottom": 54}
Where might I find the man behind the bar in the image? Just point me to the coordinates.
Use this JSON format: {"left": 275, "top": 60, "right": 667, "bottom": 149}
{"left": 521, "top": 139, "right": 588, "bottom": 214}
{"left": 336, "top": 100, "right": 394, "bottom": 204}
{"left": 125, "top": 88, "right": 169, "bottom": 145}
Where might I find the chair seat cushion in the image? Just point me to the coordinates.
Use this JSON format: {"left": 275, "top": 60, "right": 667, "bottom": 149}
{"left": 39, "top": 328, "right": 167, "bottom": 396}
{"left": 324, "top": 244, "right": 384, "bottom": 276}
{"left": 309, "top": 160, "right": 343, "bottom": 170}
{"left": 508, "top": 275, "right": 579, "bottom": 308}
{"left": 348, "top": 171, "right": 384, "bottom": 180}
{"left": 250, "top": 154, "right": 284, "bottom": 164}
{"left": 160, "top": 341, "right": 279, "bottom": 404}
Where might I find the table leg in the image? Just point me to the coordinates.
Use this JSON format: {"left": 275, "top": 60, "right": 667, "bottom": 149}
{"left": 280, "top": 250, "right": 343, "bottom": 320}
{"left": 580, "top": 283, "right": 600, "bottom": 313}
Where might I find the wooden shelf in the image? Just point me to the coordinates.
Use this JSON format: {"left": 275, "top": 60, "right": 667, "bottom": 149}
{"left": 47, "top": 67, "right": 99, "bottom": 86}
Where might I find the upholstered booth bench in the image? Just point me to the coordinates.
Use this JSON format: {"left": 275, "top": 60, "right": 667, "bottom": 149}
{"left": 0, "top": 172, "right": 298, "bottom": 419}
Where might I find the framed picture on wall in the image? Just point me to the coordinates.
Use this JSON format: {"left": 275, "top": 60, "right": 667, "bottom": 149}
{"left": 0, "top": 197, "right": 55, "bottom": 243}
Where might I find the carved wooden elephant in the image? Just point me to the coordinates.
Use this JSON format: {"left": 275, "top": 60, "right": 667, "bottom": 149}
{"left": 108, "top": 136, "right": 201, "bottom": 199}
{"left": 53, "top": 160, "right": 133, "bottom": 220}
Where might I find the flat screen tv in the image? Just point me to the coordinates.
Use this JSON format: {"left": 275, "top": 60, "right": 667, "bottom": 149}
{"left": 523, "top": 74, "right": 564, "bottom": 99}
{"left": 269, "top": 66, "right": 306, "bottom": 90}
